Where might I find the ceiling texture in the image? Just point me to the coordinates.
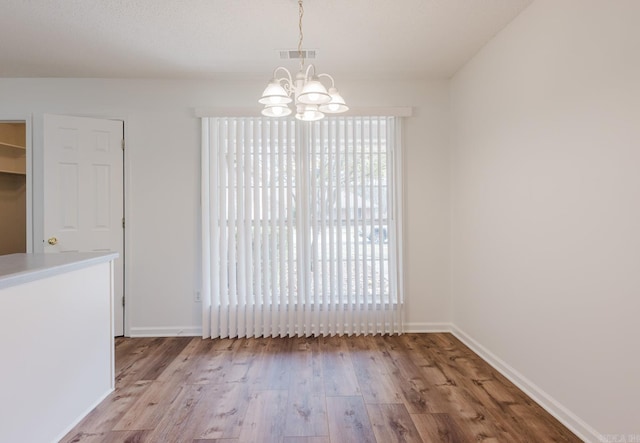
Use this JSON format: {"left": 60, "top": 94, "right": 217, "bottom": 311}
{"left": 0, "top": 0, "right": 533, "bottom": 80}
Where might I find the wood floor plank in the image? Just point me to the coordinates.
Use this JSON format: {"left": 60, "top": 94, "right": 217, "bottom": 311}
{"left": 411, "top": 412, "right": 476, "bottom": 443}
{"left": 283, "top": 437, "right": 331, "bottom": 443}
{"left": 418, "top": 335, "right": 546, "bottom": 442}
{"left": 394, "top": 334, "right": 434, "bottom": 368}
{"left": 237, "top": 390, "right": 289, "bottom": 443}
{"left": 231, "top": 337, "right": 269, "bottom": 364}
{"left": 194, "top": 383, "right": 251, "bottom": 440}
{"left": 326, "top": 396, "right": 376, "bottom": 443}
{"left": 379, "top": 335, "right": 530, "bottom": 441}
{"left": 114, "top": 338, "right": 165, "bottom": 386}
{"left": 284, "top": 391, "right": 328, "bottom": 438}
{"left": 372, "top": 335, "right": 448, "bottom": 414}
{"left": 115, "top": 337, "right": 188, "bottom": 387}
{"left": 321, "top": 336, "right": 360, "bottom": 397}
{"left": 508, "top": 403, "right": 583, "bottom": 442}
{"left": 349, "top": 336, "right": 403, "bottom": 404}
{"left": 261, "top": 338, "right": 295, "bottom": 390}
{"left": 139, "top": 336, "right": 194, "bottom": 381}
{"left": 143, "top": 384, "right": 207, "bottom": 442}
{"left": 288, "top": 337, "right": 325, "bottom": 394}
{"left": 241, "top": 341, "right": 272, "bottom": 390}
{"left": 62, "top": 333, "right": 581, "bottom": 443}
{"left": 154, "top": 337, "right": 204, "bottom": 383}
{"left": 284, "top": 339, "right": 329, "bottom": 437}
{"left": 113, "top": 337, "right": 142, "bottom": 363}
{"left": 366, "top": 403, "right": 423, "bottom": 443}
{"left": 426, "top": 371, "right": 517, "bottom": 442}
{"left": 101, "top": 430, "right": 150, "bottom": 443}
{"left": 436, "top": 368, "right": 533, "bottom": 442}
{"left": 62, "top": 380, "right": 152, "bottom": 435}
{"left": 61, "top": 431, "right": 108, "bottom": 443}
{"left": 187, "top": 349, "right": 235, "bottom": 385}
{"left": 427, "top": 334, "right": 579, "bottom": 442}
{"left": 111, "top": 380, "right": 186, "bottom": 431}
{"left": 62, "top": 429, "right": 150, "bottom": 443}
{"left": 209, "top": 337, "right": 245, "bottom": 352}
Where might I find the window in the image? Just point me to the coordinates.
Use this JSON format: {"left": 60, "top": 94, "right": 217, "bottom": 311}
{"left": 202, "top": 116, "right": 403, "bottom": 337}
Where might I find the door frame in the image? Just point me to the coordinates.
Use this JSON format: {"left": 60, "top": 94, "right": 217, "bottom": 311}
{"left": 34, "top": 112, "right": 130, "bottom": 336}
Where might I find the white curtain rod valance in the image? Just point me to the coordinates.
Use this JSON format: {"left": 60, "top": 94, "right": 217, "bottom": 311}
{"left": 194, "top": 106, "right": 413, "bottom": 118}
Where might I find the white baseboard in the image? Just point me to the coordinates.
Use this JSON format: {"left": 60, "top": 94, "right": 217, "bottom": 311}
{"left": 450, "top": 325, "right": 599, "bottom": 443}
{"left": 129, "top": 326, "right": 202, "bottom": 337}
{"left": 54, "top": 388, "right": 113, "bottom": 443}
{"left": 130, "top": 324, "right": 449, "bottom": 337}
{"left": 404, "top": 322, "right": 453, "bottom": 333}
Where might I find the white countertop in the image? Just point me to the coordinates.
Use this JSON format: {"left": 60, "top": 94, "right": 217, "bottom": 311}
{"left": 0, "top": 252, "right": 119, "bottom": 290}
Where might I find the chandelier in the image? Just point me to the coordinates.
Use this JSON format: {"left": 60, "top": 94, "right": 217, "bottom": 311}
{"left": 259, "top": 0, "right": 348, "bottom": 121}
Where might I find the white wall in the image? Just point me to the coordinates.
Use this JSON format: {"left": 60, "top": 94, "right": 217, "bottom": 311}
{"left": 450, "top": 0, "right": 640, "bottom": 440}
{"left": 0, "top": 76, "right": 451, "bottom": 335}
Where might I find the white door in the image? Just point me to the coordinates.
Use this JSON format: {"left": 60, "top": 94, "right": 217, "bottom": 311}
{"left": 43, "top": 114, "right": 125, "bottom": 336}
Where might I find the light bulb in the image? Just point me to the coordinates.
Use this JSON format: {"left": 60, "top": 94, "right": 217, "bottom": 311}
{"left": 262, "top": 105, "right": 292, "bottom": 117}
{"left": 297, "top": 77, "right": 331, "bottom": 105}
{"left": 318, "top": 87, "right": 348, "bottom": 114}
{"left": 295, "top": 105, "right": 324, "bottom": 121}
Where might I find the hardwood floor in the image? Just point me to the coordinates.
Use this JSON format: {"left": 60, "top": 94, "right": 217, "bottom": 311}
{"left": 62, "top": 333, "right": 581, "bottom": 443}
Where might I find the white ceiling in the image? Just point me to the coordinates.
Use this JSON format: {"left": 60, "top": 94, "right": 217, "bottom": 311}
{"left": 0, "top": 0, "right": 533, "bottom": 80}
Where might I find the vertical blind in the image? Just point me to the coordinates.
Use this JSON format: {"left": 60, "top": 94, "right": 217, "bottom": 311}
{"left": 201, "top": 116, "right": 403, "bottom": 338}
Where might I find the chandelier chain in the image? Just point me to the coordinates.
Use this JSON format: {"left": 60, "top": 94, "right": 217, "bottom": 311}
{"left": 298, "top": 0, "right": 305, "bottom": 68}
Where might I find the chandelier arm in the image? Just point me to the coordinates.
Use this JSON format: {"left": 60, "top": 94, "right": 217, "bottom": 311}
{"left": 272, "top": 66, "right": 295, "bottom": 95}
{"left": 304, "top": 64, "right": 317, "bottom": 81}
{"left": 317, "top": 73, "right": 336, "bottom": 87}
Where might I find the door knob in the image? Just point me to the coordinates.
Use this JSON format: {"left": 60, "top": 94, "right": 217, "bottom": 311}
{"left": 47, "top": 237, "right": 58, "bottom": 245}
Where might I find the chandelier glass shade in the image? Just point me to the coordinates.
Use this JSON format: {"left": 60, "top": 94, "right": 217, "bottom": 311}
{"left": 259, "top": 0, "right": 348, "bottom": 121}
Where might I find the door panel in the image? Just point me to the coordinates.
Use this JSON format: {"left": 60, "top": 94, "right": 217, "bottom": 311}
{"left": 44, "top": 114, "right": 125, "bottom": 336}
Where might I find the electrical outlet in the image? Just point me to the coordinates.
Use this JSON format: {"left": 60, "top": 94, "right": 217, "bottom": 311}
{"left": 194, "top": 291, "right": 201, "bottom": 302}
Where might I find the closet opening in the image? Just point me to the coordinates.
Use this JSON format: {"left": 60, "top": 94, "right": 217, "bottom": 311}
{"left": 0, "top": 121, "right": 27, "bottom": 255}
